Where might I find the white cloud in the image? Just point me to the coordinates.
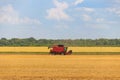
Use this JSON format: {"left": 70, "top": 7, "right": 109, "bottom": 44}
{"left": 82, "top": 14, "right": 91, "bottom": 21}
{"left": 53, "top": 0, "right": 68, "bottom": 9}
{"left": 96, "top": 18, "right": 117, "bottom": 24}
{"left": 106, "top": 0, "right": 120, "bottom": 16}
{"left": 74, "top": 0, "right": 84, "bottom": 6}
{"left": 96, "top": 18, "right": 104, "bottom": 23}
{"left": 0, "top": 5, "right": 41, "bottom": 25}
{"left": 76, "top": 7, "right": 94, "bottom": 12}
{"left": 107, "top": 7, "right": 120, "bottom": 16}
{"left": 115, "top": 0, "right": 120, "bottom": 3}
{"left": 46, "top": 0, "right": 70, "bottom": 21}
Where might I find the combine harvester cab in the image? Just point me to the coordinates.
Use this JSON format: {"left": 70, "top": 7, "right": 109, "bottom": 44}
{"left": 48, "top": 45, "right": 72, "bottom": 55}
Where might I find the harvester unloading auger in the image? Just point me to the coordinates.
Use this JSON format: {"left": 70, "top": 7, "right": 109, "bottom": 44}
{"left": 48, "top": 45, "right": 72, "bottom": 55}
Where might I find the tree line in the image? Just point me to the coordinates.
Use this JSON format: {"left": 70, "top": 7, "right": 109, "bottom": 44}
{"left": 0, "top": 37, "right": 120, "bottom": 47}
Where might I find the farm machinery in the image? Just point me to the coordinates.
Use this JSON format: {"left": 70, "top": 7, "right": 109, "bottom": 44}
{"left": 48, "top": 45, "right": 72, "bottom": 55}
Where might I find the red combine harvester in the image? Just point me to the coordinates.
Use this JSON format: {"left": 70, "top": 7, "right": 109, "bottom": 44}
{"left": 48, "top": 45, "right": 72, "bottom": 55}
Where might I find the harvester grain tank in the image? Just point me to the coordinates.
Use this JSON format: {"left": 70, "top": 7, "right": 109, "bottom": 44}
{"left": 48, "top": 45, "right": 72, "bottom": 55}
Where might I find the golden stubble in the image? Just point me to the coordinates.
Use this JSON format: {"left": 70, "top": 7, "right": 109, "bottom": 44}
{"left": 0, "top": 55, "right": 120, "bottom": 80}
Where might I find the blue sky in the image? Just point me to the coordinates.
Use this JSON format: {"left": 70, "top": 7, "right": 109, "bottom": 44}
{"left": 0, "top": 0, "right": 120, "bottom": 39}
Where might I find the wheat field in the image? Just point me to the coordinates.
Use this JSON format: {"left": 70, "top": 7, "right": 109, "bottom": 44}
{"left": 0, "top": 55, "right": 120, "bottom": 80}
{"left": 69, "top": 47, "right": 120, "bottom": 52}
{"left": 0, "top": 47, "right": 49, "bottom": 52}
{"left": 0, "top": 47, "right": 120, "bottom": 52}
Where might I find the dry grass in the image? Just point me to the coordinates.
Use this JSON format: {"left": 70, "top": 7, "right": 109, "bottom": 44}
{"left": 0, "top": 55, "right": 120, "bottom": 80}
